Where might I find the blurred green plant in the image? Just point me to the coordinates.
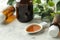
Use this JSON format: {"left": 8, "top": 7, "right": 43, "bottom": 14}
{"left": 33, "top": 0, "right": 55, "bottom": 21}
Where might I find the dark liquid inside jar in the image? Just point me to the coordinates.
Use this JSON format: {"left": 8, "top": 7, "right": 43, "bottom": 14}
{"left": 16, "top": 0, "right": 33, "bottom": 22}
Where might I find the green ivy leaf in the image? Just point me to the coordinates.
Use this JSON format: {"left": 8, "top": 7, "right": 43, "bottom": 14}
{"left": 57, "top": 1, "right": 60, "bottom": 11}
{"left": 36, "top": 0, "right": 41, "bottom": 4}
{"left": 48, "top": 1, "right": 55, "bottom": 7}
{"left": 33, "top": 0, "right": 36, "bottom": 4}
{"left": 7, "top": 0, "right": 15, "bottom": 5}
{"left": 33, "top": 7, "right": 40, "bottom": 12}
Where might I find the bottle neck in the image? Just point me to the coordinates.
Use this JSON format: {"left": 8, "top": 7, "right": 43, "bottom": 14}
{"left": 16, "top": 0, "right": 32, "bottom": 4}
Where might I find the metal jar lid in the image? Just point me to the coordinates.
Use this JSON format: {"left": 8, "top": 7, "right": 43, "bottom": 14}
{"left": 16, "top": 0, "right": 21, "bottom": 2}
{"left": 0, "top": 12, "right": 6, "bottom": 23}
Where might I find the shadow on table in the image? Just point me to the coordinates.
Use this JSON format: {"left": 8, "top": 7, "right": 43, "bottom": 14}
{"left": 28, "top": 28, "right": 46, "bottom": 36}
{"left": 53, "top": 32, "right": 60, "bottom": 38}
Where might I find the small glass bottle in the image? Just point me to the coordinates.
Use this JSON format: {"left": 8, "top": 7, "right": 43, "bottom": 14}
{"left": 50, "top": 14, "right": 60, "bottom": 29}
{"left": 48, "top": 14, "right": 60, "bottom": 37}
{"left": 2, "top": 6, "right": 16, "bottom": 24}
{"left": 16, "top": 0, "right": 33, "bottom": 23}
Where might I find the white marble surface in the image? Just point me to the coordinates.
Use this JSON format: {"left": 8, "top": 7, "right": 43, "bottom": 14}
{"left": 0, "top": 0, "right": 60, "bottom": 40}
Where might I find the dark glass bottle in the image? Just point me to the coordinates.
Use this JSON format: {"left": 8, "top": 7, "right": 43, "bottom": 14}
{"left": 16, "top": 0, "right": 33, "bottom": 22}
